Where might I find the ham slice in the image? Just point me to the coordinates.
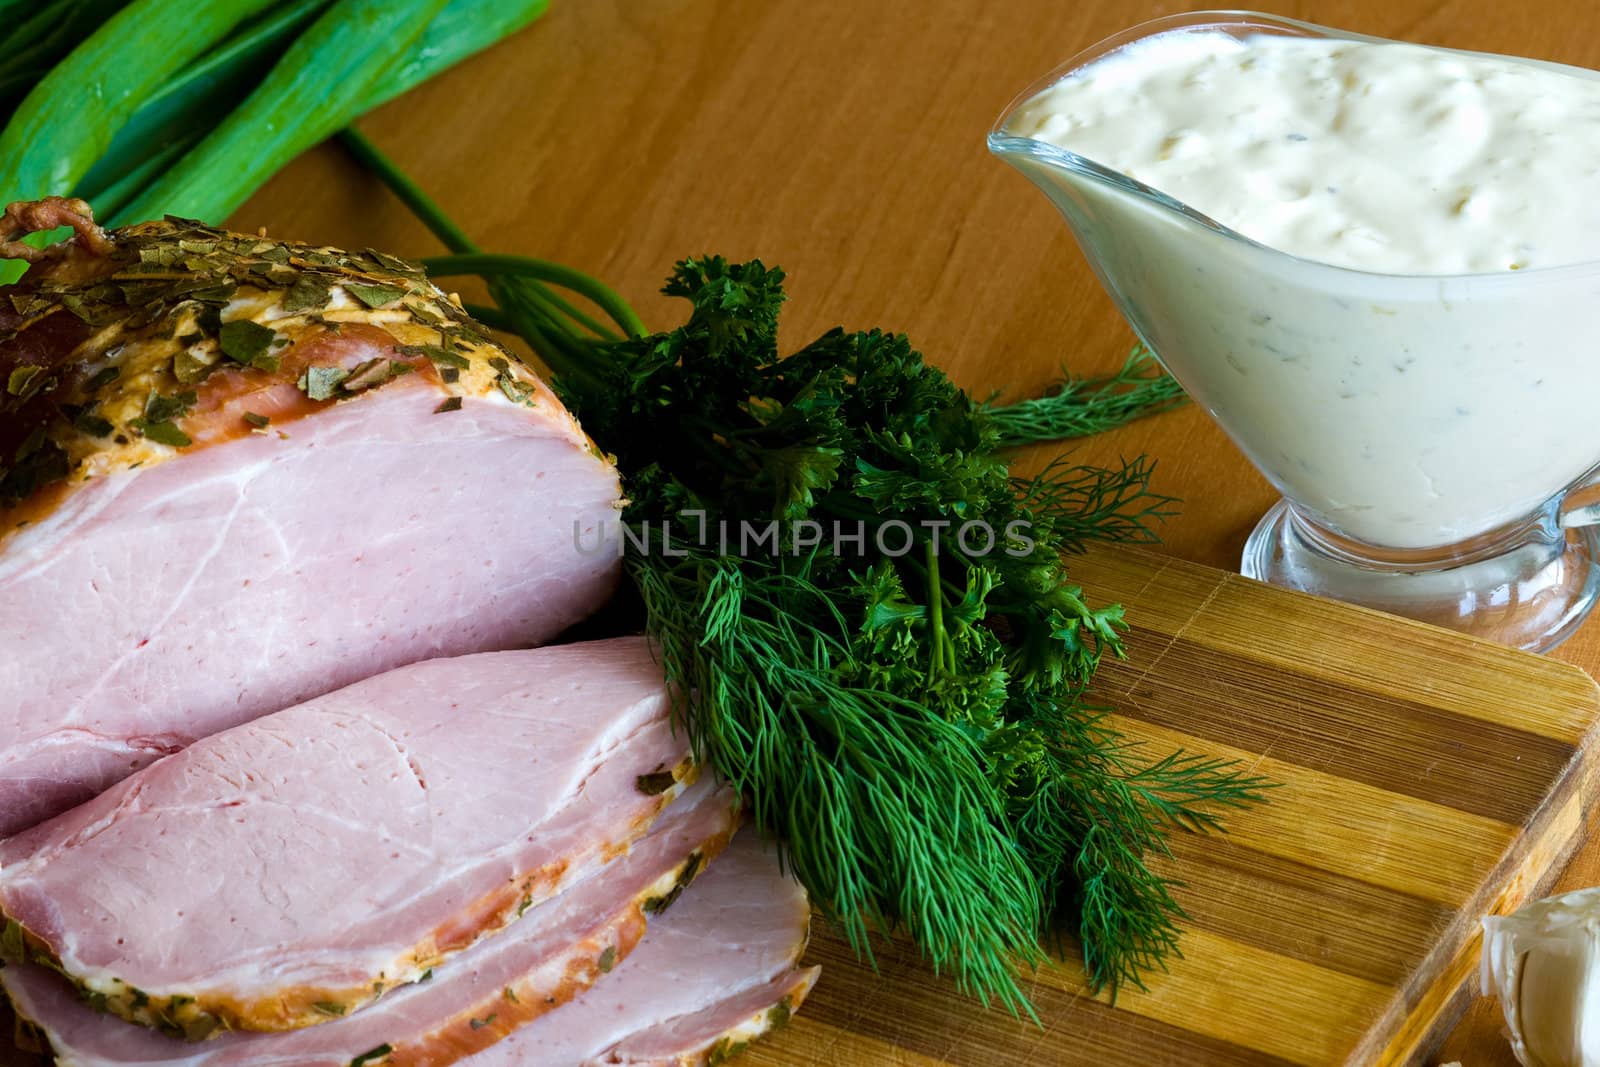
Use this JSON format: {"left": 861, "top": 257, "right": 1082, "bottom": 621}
{"left": 0, "top": 638, "right": 691, "bottom": 1037}
{"left": 1, "top": 819, "right": 816, "bottom": 1067}
{"left": 584, "top": 969, "right": 820, "bottom": 1067}
{"left": 0, "top": 776, "right": 741, "bottom": 1067}
{"left": 0, "top": 204, "right": 622, "bottom": 835}
{"left": 465, "top": 831, "right": 818, "bottom": 1067}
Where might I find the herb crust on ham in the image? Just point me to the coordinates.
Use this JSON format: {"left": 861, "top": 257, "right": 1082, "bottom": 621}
{"left": 0, "top": 200, "right": 623, "bottom": 834}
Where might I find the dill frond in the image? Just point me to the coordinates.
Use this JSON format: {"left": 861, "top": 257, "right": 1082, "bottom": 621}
{"left": 984, "top": 345, "right": 1187, "bottom": 447}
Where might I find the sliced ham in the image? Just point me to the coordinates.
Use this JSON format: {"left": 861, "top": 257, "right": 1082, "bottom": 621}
{"left": 0, "top": 203, "right": 622, "bottom": 835}
{"left": 465, "top": 831, "right": 819, "bottom": 1067}
{"left": 0, "top": 637, "right": 691, "bottom": 1037}
{"left": 589, "top": 968, "right": 820, "bottom": 1067}
{"left": 0, "top": 776, "right": 741, "bottom": 1067}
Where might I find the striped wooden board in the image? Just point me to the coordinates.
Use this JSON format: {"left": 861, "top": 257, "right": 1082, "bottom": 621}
{"left": 743, "top": 543, "right": 1600, "bottom": 1067}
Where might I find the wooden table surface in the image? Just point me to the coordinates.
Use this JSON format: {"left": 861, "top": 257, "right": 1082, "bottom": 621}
{"left": 232, "top": 1, "right": 1600, "bottom": 1062}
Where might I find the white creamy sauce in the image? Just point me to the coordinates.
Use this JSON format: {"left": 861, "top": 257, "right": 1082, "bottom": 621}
{"left": 1001, "top": 30, "right": 1600, "bottom": 549}
{"left": 1011, "top": 33, "right": 1600, "bottom": 274}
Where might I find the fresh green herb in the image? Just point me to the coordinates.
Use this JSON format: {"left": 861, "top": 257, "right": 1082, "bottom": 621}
{"left": 282, "top": 274, "right": 333, "bottom": 313}
{"left": 434, "top": 396, "right": 462, "bottom": 414}
{"left": 503, "top": 986, "right": 519, "bottom": 1004}
{"left": 707, "top": 1038, "right": 752, "bottom": 1067}
{"left": 73, "top": 409, "right": 114, "bottom": 437}
{"left": 342, "top": 134, "right": 1264, "bottom": 1013}
{"left": 350, "top": 1045, "right": 393, "bottom": 1067}
{"left": 595, "top": 262, "right": 1263, "bottom": 1007}
{"left": 496, "top": 372, "right": 532, "bottom": 405}
{"left": 312, "top": 1001, "right": 347, "bottom": 1017}
{"left": 218, "top": 318, "right": 279, "bottom": 370}
{"left": 469, "top": 1014, "right": 496, "bottom": 1030}
{"left": 341, "top": 357, "right": 396, "bottom": 393}
{"left": 596, "top": 947, "right": 616, "bottom": 974}
{"left": 142, "top": 389, "right": 195, "bottom": 424}
{"left": 6, "top": 364, "right": 41, "bottom": 395}
{"left": 645, "top": 851, "right": 703, "bottom": 916}
{"left": 129, "top": 389, "right": 195, "bottom": 447}
{"left": 171, "top": 347, "right": 212, "bottom": 384}
{"left": 113, "top": 0, "right": 452, "bottom": 228}
{"left": 0, "top": 0, "right": 281, "bottom": 283}
{"left": 984, "top": 345, "right": 1187, "bottom": 448}
{"left": 136, "top": 420, "right": 190, "bottom": 447}
{"left": 298, "top": 365, "right": 349, "bottom": 402}
{"left": 343, "top": 281, "right": 408, "bottom": 309}
{"left": 635, "top": 770, "right": 677, "bottom": 796}
{"left": 242, "top": 411, "right": 270, "bottom": 429}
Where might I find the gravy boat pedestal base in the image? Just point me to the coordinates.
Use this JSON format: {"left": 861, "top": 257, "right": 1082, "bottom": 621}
{"left": 1241, "top": 498, "right": 1600, "bottom": 652}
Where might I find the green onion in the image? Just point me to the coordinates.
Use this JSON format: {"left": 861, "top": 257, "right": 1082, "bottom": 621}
{"left": 420, "top": 253, "right": 645, "bottom": 339}
{"left": 92, "top": 0, "right": 544, "bottom": 225}
{"left": 116, "top": 0, "right": 450, "bottom": 226}
{"left": 0, "top": 0, "right": 279, "bottom": 281}
{"left": 365, "top": 0, "right": 552, "bottom": 111}
{"left": 0, "top": 1, "right": 132, "bottom": 124}
{"left": 79, "top": 0, "right": 337, "bottom": 214}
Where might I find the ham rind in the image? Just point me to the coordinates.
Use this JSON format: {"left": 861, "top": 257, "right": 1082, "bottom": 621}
{"left": 0, "top": 777, "right": 741, "bottom": 1067}
{"left": 0, "top": 210, "right": 622, "bottom": 835}
{"left": 0, "top": 638, "right": 691, "bottom": 1037}
{"left": 463, "top": 832, "right": 819, "bottom": 1067}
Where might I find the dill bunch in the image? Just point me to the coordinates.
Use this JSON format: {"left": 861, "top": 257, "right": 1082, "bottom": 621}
{"left": 552, "top": 258, "right": 1268, "bottom": 1009}
{"left": 341, "top": 129, "right": 1269, "bottom": 1013}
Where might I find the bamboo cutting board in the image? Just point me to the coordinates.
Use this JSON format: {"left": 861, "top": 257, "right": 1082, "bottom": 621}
{"left": 223, "top": 4, "right": 1600, "bottom": 1062}
{"left": 741, "top": 544, "right": 1600, "bottom": 1067}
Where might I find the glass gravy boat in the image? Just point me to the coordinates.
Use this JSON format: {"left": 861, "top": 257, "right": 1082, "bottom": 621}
{"left": 990, "top": 11, "right": 1600, "bottom": 652}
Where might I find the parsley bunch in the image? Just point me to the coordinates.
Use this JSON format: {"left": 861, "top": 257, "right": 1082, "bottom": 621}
{"left": 346, "top": 131, "right": 1268, "bottom": 1013}
{"left": 566, "top": 259, "right": 1264, "bottom": 1009}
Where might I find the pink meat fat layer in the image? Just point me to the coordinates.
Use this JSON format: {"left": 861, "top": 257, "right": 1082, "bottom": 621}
{"left": 0, "top": 638, "right": 686, "bottom": 1005}
{"left": 0, "top": 381, "right": 622, "bottom": 834}
{"left": 0, "top": 777, "right": 743, "bottom": 1067}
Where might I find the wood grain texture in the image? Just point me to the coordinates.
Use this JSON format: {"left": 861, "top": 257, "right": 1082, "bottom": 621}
{"left": 212, "top": 1, "right": 1600, "bottom": 1062}
{"left": 717, "top": 545, "right": 1600, "bottom": 1067}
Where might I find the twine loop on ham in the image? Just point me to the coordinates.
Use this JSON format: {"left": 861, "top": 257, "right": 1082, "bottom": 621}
{"left": 0, "top": 197, "right": 114, "bottom": 263}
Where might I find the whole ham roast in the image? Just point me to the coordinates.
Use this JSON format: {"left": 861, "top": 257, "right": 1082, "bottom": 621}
{"left": 0, "top": 201, "right": 819, "bottom": 1067}
{"left": 0, "top": 199, "right": 623, "bottom": 835}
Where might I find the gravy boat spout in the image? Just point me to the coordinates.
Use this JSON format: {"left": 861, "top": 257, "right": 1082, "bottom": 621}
{"left": 989, "top": 11, "right": 1600, "bottom": 651}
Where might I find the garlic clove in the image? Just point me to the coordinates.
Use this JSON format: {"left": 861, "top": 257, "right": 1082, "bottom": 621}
{"left": 1482, "top": 886, "right": 1600, "bottom": 1067}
